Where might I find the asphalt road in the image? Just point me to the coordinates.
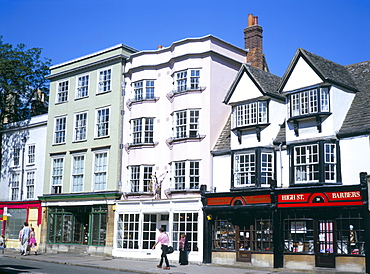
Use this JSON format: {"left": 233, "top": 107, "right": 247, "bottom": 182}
{"left": 0, "top": 256, "right": 136, "bottom": 274}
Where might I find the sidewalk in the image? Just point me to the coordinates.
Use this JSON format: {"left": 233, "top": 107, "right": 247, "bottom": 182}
{"left": 0, "top": 248, "right": 363, "bottom": 274}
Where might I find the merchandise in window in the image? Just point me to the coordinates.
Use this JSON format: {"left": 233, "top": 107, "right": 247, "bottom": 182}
{"left": 212, "top": 219, "right": 235, "bottom": 250}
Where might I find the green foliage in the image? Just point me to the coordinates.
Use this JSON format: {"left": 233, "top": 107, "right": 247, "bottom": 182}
{"left": 0, "top": 36, "right": 51, "bottom": 125}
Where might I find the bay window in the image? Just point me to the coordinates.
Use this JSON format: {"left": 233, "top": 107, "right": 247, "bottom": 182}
{"left": 171, "top": 160, "right": 200, "bottom": 190}
{"left": 128, "top": 165, "right": 153, "bottom": 193}
{"left": 131, "top": 118, "right": 154, "bottom": 145}
{"left": 233, "top": 101, "right": 268, "bottom": 128}
{"left": 174, "top": 69, "right": 201, "bottom": 93}
{"left": 172, "top": 109, "right": 200, "bottom": 140}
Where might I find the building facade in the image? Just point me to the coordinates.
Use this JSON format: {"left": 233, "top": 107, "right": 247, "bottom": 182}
{"left": 205, "top": 43, "right": 370, "bottom": 273}
{"left": 0, "top": 114, "right": 47, "bottom": 249}
{"left": 113, "top": 35, "right": 246, "bottom": 262}
{"left": 40, "top": 44, "right": 137, "bottom": 255}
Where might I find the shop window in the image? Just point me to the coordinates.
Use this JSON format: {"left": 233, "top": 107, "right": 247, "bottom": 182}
{"left": 253, "top": 218, "right": 273, "bottom": 252}
{"left": 91, "top": 207, "right": 107, "bottom": 246}
{"left": 142, "top": 214, "right": 157, "bottom": 249}
{"left": 6, "top": 208, "right": 26, "bottom": 239}
{"left": 173, "top": 212, "right": 198, "bottom": 252}
{"left": 284, "top": 214, "right": 314, "bottom": 253}
{"left": 212, "top": 219, "right": 235, "bottom": 251}
{"left": 116, "top": 213, "right": 139, "bottom": 249}
{"left": 336, "top": 210, "right": 365, "bottom": 255}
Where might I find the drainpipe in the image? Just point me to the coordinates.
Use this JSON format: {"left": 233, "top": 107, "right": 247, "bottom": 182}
{"left": 279, "top": 143, "right": 283, "bottom": 187}
{"left": 20, "top": 137, "right": 27, "bottom": 200}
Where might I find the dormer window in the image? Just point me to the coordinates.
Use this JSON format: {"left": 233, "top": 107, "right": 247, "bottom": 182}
{"left": 289, "top": 87, "right": 330, "bottom": 118}
{"left": 232, "top": 101, "right": 268, "bottom": 129}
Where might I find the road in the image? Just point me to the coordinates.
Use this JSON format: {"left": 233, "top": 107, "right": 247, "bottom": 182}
{"left": 0, "top": 256, "right": 136, "bottom": 274}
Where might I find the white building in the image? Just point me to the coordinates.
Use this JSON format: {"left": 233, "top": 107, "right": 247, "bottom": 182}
{"left": 113, "top": 35, "right": 246, "bottom": 262}
{"left": 0, "top": 113, "right": 47, "bottom": 248}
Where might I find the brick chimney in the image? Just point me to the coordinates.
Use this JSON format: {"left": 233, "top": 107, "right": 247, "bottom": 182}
{"left": 244, "top": 14, "right": 268, "bottom": 71}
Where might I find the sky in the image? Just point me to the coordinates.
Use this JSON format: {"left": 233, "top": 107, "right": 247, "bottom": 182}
{"left": 1, "top": 0, "right": 369, "bottom": 77}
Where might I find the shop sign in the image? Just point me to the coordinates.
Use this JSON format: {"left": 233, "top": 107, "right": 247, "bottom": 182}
{"left": 278, "top": 190, "right": 363, "bottom": 208}
{"left": 207, "top": 194, "right": 271, "bottom": 206}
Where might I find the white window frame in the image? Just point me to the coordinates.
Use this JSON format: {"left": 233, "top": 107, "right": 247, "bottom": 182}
{"left": 26, "top": 171, "right": 35, "bottom": 199}
{"left": 71, "top": 154, "right": 85, "bottom": 192}
{"left": 27, "top": 144, "right": 35, "bottom": 165}
{"left": 174, "top": 69, "right": 200, "bottom": 93}
{"left": 13, "top": 146, "right": 20, "bottom": 166}
{"left": 74, "top": 111, "right": 88, "bottom": 142}
{"left": 294, "top": 144, "right": 319, "bottom": 183}
{"left": 172, "top": 212, "right": 199, "bottom": 252}
{"left": 51, "top": 157, "right": 64, "bottom": 194}
{"left": 131, "top": 117, "right": 154, "bottom": 145}
{"left": 76, "top": 74, "right": 89, "bottom": 99}
{"left": 93, "top": 151, "right": 108, "bottom": 191}
{"left": 54, "top": 116, "right": 67, "bottom": 144}
{"left": 234, "top": 101, "right": 267, "bottom": 128}
{"left": 290, "top": 87, "right": 330, "bottom": 118}
{"left": 171, "top": 160, "right": 200, "bottom": 190}
{"left": 98, "top": 68, "right": 111, "bottom": 94}
{"left": 96, "top": 106, "right": 110, "bottom": 138}
{"left": 11, "top": 172, "right": 20, "bottom": 201}
{"left": 56, "top": 80, "right": 69, "bottom": 103}
{"left": 172, "top": 109, "right": 200, "bottom": 139}
{"left": 234, "top": 153, "right": 256, "bottom": 186}
{"left": 116, "top": 213, "right": 140, "bottom": 249}
{"left": 325, "top": 143, "right": 336, "bottom": 182}
{"left": 128, "top": 165, "right": 153, "bottom": 193}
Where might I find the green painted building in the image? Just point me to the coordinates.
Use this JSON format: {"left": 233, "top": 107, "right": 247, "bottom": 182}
{"left": 40, "top": 44, "right": 137, "bottom": 255}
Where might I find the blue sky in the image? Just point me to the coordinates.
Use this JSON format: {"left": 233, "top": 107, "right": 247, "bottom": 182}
{"left": 1, "top": 0, "right": 369, "bottom": 77}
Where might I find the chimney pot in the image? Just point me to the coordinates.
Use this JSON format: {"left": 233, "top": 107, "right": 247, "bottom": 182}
{"left": 248, "top": 14, "right": 254, "bottom": 27}
{"left": 158, "top": 45, "right": 163, "bottom": 49}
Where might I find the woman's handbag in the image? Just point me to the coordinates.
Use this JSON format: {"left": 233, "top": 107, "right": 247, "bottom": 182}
{"left": 167, "top": 246, "right": 174, "bottom": 254}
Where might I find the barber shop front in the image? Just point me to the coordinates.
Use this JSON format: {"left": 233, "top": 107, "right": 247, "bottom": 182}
{"left": 202, "top": 184, "right": 370, "bottom": 273}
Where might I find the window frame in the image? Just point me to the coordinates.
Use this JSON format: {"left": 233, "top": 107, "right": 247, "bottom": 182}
{"left": 232, "top": 148, "right": 274, "bottom": 188}
{"left": 54, "top": 116, "right": 67, "bottom": 144}
{"left": 74, "top": 111, "right": 88, "bottom": 142}
{"left": 174, "top": 69, "right": 201, "bottom": 94}
{"left": 27, "top": 144, "right": 36, "bottom": 165}
{"left": 97, "top": 68, "right": 112, "bottom": 94}
{"left": 76, "top": 74, "right": 89, "bottom": 99}
{"left": 10, "top": 172, "right": 20, "bottom": 201}
{"left": 71, "top": 153, "right": 85, "bottom": 192}
{"left": 233, "top": 100, "right": 269, "bottom": 129}
{"left": 288, "top": 86, "right": 330, "bottom": 119}
{"left": 128, "top": 165, "right": 154, "bottom": 193}
{"left": 116, "top": 213, "right": 140, "bottom": 249}
{"left": 290, "top": 140, "right": 339, "bottom": 185}
{"left": 13, "top": 146, "right": 20, "bottom": 166}
{"left": 93, "top": 151, "right": 108, "bottom": 191}
{"left": 51, "top": 157, "right": 64, "bottom": 194}
{"left": 95, "top": 106, "right": 110, "bottom": 138}
{"left": 130, "top": 117, "right": 154, "bottom": 145}
{"left": 171, "top": 160, "right": 200, "bottom": 190}
{"left": 56, "top": 79, "right": 69, "bottom": 103}
{"left": 172, "top": 109, "right": 200, "bottom": 140}
{"left": 172, "top": 212, "right": 199, "bottom": 252}
{"left": 26, "top": 171, "right": 35, "bottom": 199}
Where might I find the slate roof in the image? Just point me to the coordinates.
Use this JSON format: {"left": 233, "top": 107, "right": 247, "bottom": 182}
{"left": 279, "top": 48, "right": 359, "bottom": 92}
{"left": 224, "top": 64, "right": 284, "bottom": 104}
{"left": 273, "top": 121, "right": 286, "bottom": 145}
{"left": 212, "top": 115, "right": 231, "bottom": 154}
{"left": 337, "top": 60, "right": 370, "bottom": 137}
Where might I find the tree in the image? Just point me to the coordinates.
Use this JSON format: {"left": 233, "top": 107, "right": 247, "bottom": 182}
{"left": 0, "top": 36, "right": 51, "bottom": 125}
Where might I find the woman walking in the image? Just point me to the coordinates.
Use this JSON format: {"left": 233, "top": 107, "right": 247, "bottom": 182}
{"left": 28, "top": 227, "right": 38, "bottom": 255}
{"left": 152, "top": 227, "right": 170, "bottom": 270}
{"left": 179, "top": 233, "right": 189, "bottom": 265}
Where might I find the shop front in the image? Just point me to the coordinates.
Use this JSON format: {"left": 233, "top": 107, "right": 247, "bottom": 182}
{"left": 0, "top": 200, "right": 42, "bottom": 249}
{"left": 202, "top": 183, "right": 370, "bottom": 273}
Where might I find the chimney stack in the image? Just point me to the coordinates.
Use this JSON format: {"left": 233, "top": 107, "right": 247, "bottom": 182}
{"left": 244, "top": 14, "right": 268, "bottom": 71}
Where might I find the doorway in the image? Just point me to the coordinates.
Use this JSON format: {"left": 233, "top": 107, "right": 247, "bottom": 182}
{"left": 315, "top": 220, "right": 335, "bottom": 268}
{"left": 236, "top": 225, "right": 252, "bottom": 262}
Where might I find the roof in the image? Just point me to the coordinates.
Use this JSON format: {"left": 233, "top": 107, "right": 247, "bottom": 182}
{"left": 224, "top": 63, "right": 284, "bottom": 104}
{"left": 212, "top": 115, "right": 231, "bottom": 154}
{"left": 337, "top": 60, "right": 370, "bottom": 137}
{"left": 279, "top": 48, "right": 359, "bottom": 92}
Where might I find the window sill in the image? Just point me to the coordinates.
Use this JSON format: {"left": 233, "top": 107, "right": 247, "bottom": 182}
{"left": 165, "top": 135, "right": 205, "bottom": 149}
{"left": 126, "top": 97, "right": 159, "bottom": 110}
{"left": 74, "top": 96, "right": 89, "bottom": 101}
{"left": 166, "top": 188, "right": 200, "bottom": 194}
{"left": 96, "top": 90, "right": 111, "bottom": 95}
{"left": 288, "top": 112, "right": 331, "bottom": 122}
{"left": 232, "top": 123, "right": 270, "bottom": 132}
{"left": 166, "top": 87, "right": 206, "bottom": 102}
{"left": 124, "top": 142, "right": 158, "bottom": 153}
{"left": 94, "top": 135, "right": 110, "bottom": 140}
